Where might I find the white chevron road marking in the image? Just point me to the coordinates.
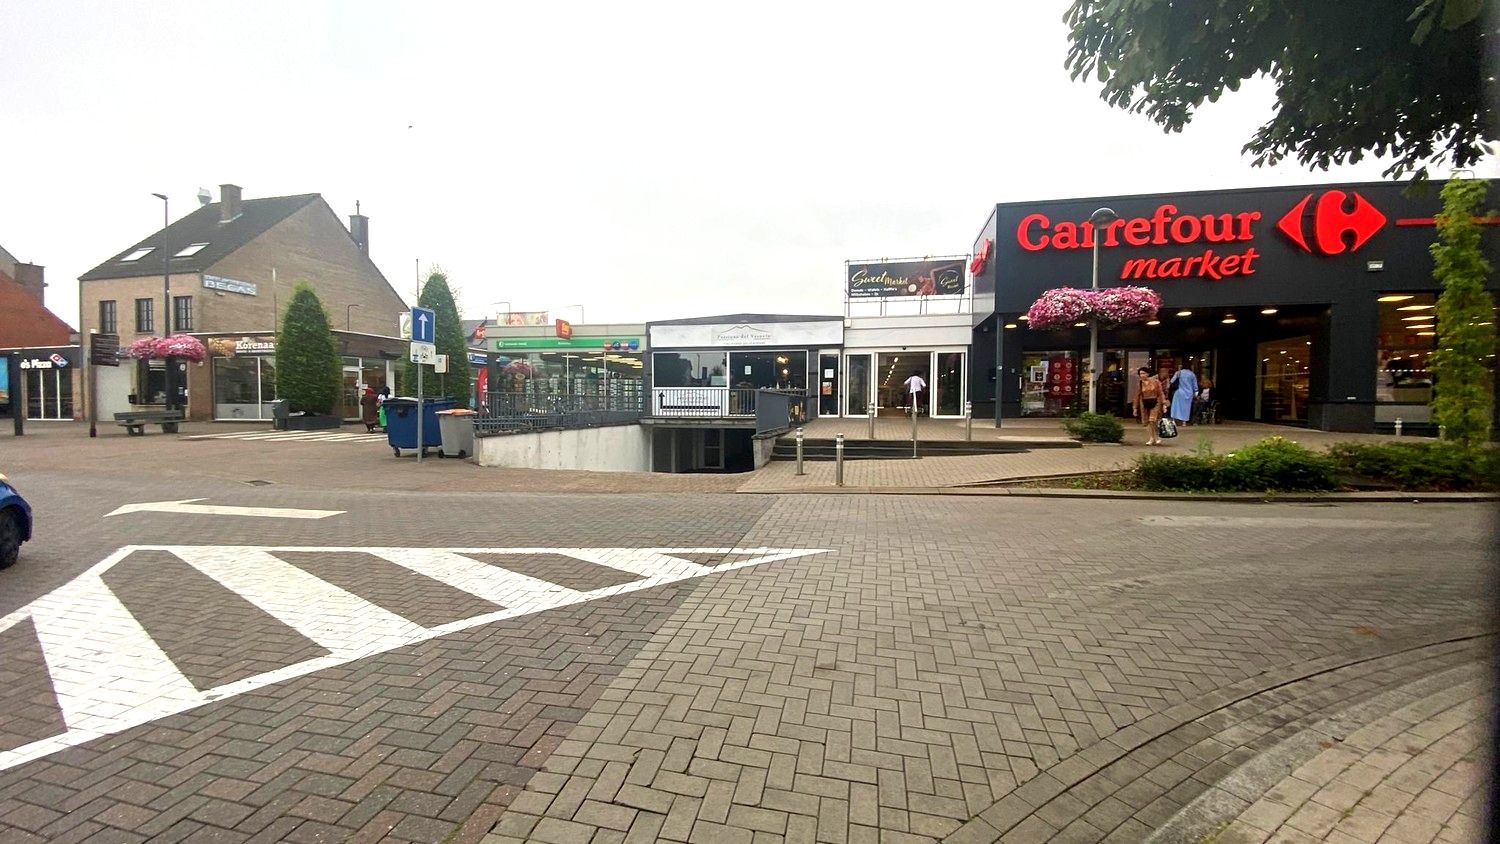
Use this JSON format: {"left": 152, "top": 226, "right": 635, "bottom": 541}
{"left": 0, "top": 545, "right": 826, "bottom": 773}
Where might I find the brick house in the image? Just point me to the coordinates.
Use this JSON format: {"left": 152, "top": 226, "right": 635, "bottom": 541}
{"left": 78, "top": 185, "right": 409, "bottom": 423}
{"left": 0, "top": 249, "right": 82, "bottom": 422}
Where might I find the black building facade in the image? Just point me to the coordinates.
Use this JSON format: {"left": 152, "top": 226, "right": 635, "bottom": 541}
{"left": 969, "top": 181, "right": 1499, "bottom": 433}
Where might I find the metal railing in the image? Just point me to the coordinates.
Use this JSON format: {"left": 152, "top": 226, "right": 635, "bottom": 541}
{"left": 651, "top": 387, "right": 808, "bottom": 419}
{"left": 475, "top": 391, "right": 642, "bottom": 435}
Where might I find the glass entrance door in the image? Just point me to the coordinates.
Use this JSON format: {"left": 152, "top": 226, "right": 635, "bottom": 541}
{"left": 1256, "top": 337, "right": 1311, "bottom": 423}
{"left": 341, "top": 367, "right": 361, "bottom": 421}
{"left": 845, "top": 354, "right": 871, "bottom": 416}
{"left": 877, "top": 352, "right": 932, "bottom": 417}
{"left": 819, "top": 353, "right": 839, "bottom": 416}
{"left": 934, "top": 352, "right": 965, "bottom": 416}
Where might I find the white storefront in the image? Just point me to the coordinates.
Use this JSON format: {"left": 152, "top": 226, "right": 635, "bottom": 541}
{"left": 840, "top": 313, "right": 972, "bottom": 419}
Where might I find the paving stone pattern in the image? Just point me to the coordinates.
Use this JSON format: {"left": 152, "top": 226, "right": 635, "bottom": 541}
{"left": 479, "top": 497, "right": 1491, "bottom": 844}
{"left": 1208, "top": 671, "right": 1490, "bottom": 844}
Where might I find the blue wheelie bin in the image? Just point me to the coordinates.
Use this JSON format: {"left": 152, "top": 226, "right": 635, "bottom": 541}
{"left": 385, "top": 397, "right": 456, "bottom": 457}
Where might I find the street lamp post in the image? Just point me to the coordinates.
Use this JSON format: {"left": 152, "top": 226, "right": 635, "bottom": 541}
{"left": 1087, "top": 207, "right": 1118, "bottom": 414}
{"left": 151, "top": 193, "right": 173, "bottom": 410}
{"left": 560, "top": 304, "right": 585, "bottom": 324}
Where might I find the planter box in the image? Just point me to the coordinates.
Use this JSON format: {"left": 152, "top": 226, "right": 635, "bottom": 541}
{"left": 281, "top": 414, "right": 343, "bottom": 431}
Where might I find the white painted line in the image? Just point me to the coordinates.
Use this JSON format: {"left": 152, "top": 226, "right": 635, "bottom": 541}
{"left": 29, "top": 572, "right": 205, "bottom": 735}
{"left": 105, "top": 499, "right": 344, "bottom": 520}
{"left": 0, "top": 545, "right": 829, "bottom": 773}
{"left": 556, "top": 548, "right": 713, "bottom": 580}
{"left": 372, "top": 548, "right": 586, "bottom": 610}
{"left": 1139, "top": 515, "right": 1427, "bottom": 529}
{"left": 171, "top": 547, "right": 424, "bottom": 656}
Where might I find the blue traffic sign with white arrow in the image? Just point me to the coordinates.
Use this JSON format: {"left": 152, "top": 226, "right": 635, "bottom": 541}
{"left": 410, "top": 307, "right": 435, "bottom": 344}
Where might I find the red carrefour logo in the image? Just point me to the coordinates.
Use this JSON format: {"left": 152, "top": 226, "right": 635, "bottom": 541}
{"left": 1276, "top": 190, "right": 1387, "bottom": 255}
{"left": 969, "top": 238, "right": 993, "bottom": 276}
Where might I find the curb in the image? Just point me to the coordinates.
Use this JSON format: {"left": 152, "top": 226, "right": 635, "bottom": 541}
{"left": 941, "top": 625, "right": 1497, "bottom": 843}
{"left": 736, "top": 485, "right": 1500, "bottom": 502}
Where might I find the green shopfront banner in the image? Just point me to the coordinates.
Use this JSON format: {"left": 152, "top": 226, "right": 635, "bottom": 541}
{"left": 493, "top": 338, "right": 641, "bottom": 350}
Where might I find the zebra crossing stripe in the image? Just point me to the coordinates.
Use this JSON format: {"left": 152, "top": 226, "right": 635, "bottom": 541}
{"left": 0, "top": 545, "right": 827, "bottom": 773}
{"left": 169, "top": 548, "right": 424, "bottom": 656}
{"left": 371, "top": 548, "right": 586, "bottom": 610}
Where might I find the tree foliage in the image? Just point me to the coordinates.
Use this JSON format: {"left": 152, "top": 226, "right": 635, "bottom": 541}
{"left": 1062, "top": 0, "right": 1491, "bottom": 180}
{"left": 400, "top": 269, "right": 472, "bottom": 404}
{"left": 1430, "top": 177, "right": 1497, "bottom": 445}
{"left": 277, "top": 283, "right": 342, "bottom": 415}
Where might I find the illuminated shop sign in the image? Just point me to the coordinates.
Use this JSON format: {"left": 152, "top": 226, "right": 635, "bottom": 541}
{"left": 1014, "top": 190, "right": 1390, "bottom": 282}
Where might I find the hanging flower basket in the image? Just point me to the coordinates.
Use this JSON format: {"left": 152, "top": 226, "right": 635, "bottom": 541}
{"left": 125, "top": 334, "right": 208, "bottom": 362}
{"left": 502, "top": 360, "right": 534, "bottom": 378}
{"left": 1025, "top": 286, "right": 1161, "bottom": 329}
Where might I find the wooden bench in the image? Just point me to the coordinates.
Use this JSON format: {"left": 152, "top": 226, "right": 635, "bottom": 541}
{"left": 114, "top": 410, "right": 184, "bottom": 436}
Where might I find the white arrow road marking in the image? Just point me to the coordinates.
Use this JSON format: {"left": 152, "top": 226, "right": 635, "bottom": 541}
{"left": 0, "top": 545, "right": 827, "bottom": 773}
{"left": 104, "top": 499, "right": 345, "bottom": 520}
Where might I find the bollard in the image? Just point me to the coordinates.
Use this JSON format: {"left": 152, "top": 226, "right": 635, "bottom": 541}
{"left": 867, "top": 406, "right": 875, "bottom": 440}
{"left": 911, "top": 401, "right": 919, "bottom": 458}
{"left": 794, "top": 427, "right": 805, "bottom": 476}
{"left": 834, "top": 433, "right": 845, "bottom": 487}
{"left": 1393, "top": 417, "right": 1403, "bottom": 437}
{"left": 965, "top": 401, "right": 973, "bottom": 442}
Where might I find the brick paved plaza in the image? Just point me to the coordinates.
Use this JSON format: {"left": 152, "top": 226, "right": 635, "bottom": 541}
{"left": 0, "top": 426, "right": 1492, "bottom": 843}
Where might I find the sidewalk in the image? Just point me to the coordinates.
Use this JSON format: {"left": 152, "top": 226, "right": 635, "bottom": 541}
{"left": 740, "top": 421, "right": 1406, "bottom": 492}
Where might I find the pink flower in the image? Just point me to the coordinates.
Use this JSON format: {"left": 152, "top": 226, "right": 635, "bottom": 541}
{"left": 125, "top": 334, "right": 207, "bottom": 362}
{"left": 1026, "top": 286, "right": 1160, "bottom": 329}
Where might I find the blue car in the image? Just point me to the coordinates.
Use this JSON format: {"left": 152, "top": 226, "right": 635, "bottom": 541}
{"left": 0, "top": 473, "right": 32, "bottom": 569}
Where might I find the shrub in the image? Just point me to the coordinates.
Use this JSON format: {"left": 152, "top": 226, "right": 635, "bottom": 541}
{"left": 1329, "top": 441, "right": 1500, "bottom": 490}
{"left": 1131, "top": 436, "right": 1338, "bottom": 492}
{"left": 1217, "top": 437, "right": 1338, "bottom": 492}
{"left": 1063, "top": 411, "right": 1124, "bottom": 443}
{"left": 277, "top": 284, "right": 342, "bottom": 415}
{"left": 1134, "top": 452, "right": 1220, "bottom": 491}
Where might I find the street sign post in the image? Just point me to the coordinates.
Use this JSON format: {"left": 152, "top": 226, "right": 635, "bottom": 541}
{"left": 434, "top": 354, "right": 449, "bottom": 374}
{"left": 410, "top": 307, "right": 435, "bottom": 345}
{"left": 409, "top": 307, "right": 436, "bottom": 464}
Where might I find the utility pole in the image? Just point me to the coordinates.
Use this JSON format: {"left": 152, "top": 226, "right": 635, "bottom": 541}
{"left": 152, "top": 193, "right": 174, "bottom": 411}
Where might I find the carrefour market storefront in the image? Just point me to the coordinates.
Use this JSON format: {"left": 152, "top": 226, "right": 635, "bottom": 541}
{"left": 969, "top": 181, "right": 1499, "bottom": 433}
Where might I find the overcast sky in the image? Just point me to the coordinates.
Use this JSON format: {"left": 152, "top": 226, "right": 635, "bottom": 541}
{"left": 3, "top": 1, "right": 1491, "bottom": 331}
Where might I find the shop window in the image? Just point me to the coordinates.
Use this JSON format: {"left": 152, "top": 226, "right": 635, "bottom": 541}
{"left": 1020, "top": 351, "right": 1079, "bottom": 416}
{"left": 24, "top": 368, "right": 74, "bottom": 420}
{"left": 653, "top": 352, "right": 726, "bottom": 387}
{"left": 99, "top": 300, "right": 117, "bottom": 334}
{"left": 727, "top": 351, "right": 806, "bottom": 391}
{"left": 1375, "top": 294, "right": 1437, "bottom": 423}
{"left": 134, "top": 298, "right": 154, "bottom": 333}
{"left": 213, "top": 356, "right": 278, "bottom": 420}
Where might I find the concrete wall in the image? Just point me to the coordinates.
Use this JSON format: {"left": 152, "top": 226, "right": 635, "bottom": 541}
{"left": 475, "top": 424, "right": 651, "bottom": 472}
{"left": 753, "top": 433, "right": 777, "bottom": 468}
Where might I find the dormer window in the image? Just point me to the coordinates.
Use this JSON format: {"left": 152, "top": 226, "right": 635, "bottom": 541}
{"left": 174, "top": 242, "right": 210, "bottom": 258}
{"left": 121, "top": 247, "right": 155, "bottom": 261}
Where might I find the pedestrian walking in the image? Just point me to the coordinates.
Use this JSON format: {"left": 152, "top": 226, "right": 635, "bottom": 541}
{"left": 1133, "top": 366, "right": 1166, "bottom": 445}
{"left": 360, "top": 386, "right": 380, "bottom": 433}
{"left": 1169, "top": 367, "right": 1198, "bottom": 425}
{"left": 903, "top": 370, "right": 927, "bottom": 417}
{"left": 376, "top": 386, "right": 391, "bottom": 431}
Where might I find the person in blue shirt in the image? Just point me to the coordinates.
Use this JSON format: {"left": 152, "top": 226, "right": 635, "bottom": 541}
{"left": 1169, "top": 367, "right": 1199, "bottom": 425}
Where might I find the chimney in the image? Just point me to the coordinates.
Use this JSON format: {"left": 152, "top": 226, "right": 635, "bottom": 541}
{"left": 11, "top": 262, "right": 45, "bottom": 304}
{"left": 220, "top": 184, "right": 242, "bottom": 222}
{"left": 349, "top": 202, "right": 369, "bottom": 255}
